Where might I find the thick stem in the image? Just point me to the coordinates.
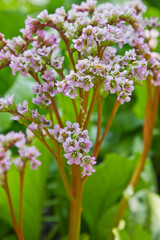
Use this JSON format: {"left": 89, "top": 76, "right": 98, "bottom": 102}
{"left": 69, "top": 165, "right": 84, "bottom": 240}
{"left": 68, "top": 92, "right": 88, "bottom": 239}
{"left": 4, "top": 172, "right": 22, "bottom": 240}
{"left": 19, "top": 165, "right": 26, "bottom": 240}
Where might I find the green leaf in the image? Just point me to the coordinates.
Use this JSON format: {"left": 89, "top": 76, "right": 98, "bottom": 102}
{"left": 144, "top": 3, "right": 160, "bottom": 17}
{"left": 133, "top": 83, "right": 147, "bottom": 119}
{"left": 5, "top": 74, "right": 35, "bottom": 105}
{"left": 0, "top": 138, "right": 52, "bottom": 240}
{"left": 132, "top": 225, "right": 151, "bottom": 240}
{"left": 97, "top": 165, "right": 157, "bottom": 240}
{"left": 0, "top": 10, "right": 26, "bottom": 38}
{"left": 56, "top": 94, "right": 75, "bottom": 123}
{"left": 0, "top": 113, "right": 12, "bottom": 133}
{"left": 82, "top": 153, "right": 137, "bottom": 239}
{"left": 96, "top": 204, "right": 118, "bottom": 240}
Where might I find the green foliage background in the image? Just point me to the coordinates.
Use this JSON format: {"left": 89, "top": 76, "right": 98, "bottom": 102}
{"left": 0, "top": 0, "right": 160, "bottom": 239}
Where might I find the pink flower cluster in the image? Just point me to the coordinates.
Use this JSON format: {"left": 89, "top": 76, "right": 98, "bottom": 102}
{"left": 49, "top": 121, "right": 96, "bottom": 176}
{"left": 73, "top": 24, "right": 125, "bottom": 52}
{"left": 0, "top": 0, "right": 160, "bottom": 105}
{"left": 0, "top": 130, "right": 41, "bottom": 180}
{"left": 9, "top": 30, "right": 62, "bottom": 77}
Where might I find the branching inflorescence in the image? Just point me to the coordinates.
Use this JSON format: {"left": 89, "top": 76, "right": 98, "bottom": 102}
{"left": 0, "top": 0, "right": 160, "bottom": 239}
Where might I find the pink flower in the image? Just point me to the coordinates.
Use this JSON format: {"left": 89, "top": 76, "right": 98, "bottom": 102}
{"left": 30, "top": 159, "right": 41, "bottom": 170}
{"left": 17, "top": 100, "right": 28, "bottom": 114}
{"left": 37, "top": 10, "right": 49, "bottom": 21}
{"left": 73, "top": 37, "right": 84, "bottom": 51}
{"left": 64, "top": 147, "right": 82, "bottom": 165}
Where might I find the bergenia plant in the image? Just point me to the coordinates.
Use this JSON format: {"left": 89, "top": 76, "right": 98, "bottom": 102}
{"left": 0, "top": 0, "right": 160, "bottom": 239}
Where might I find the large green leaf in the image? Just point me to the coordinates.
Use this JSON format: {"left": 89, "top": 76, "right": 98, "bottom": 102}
{"left": 56, "top": 94, "right": 76, "bottom": 123}
{"left": 133, "top": 83, "right": 147, "bottom": 119}
{"left": 96, "top": 204, "right": 118, "bottom": 239}
{"left": 132, "top": 225, "right": 151, "bottom": 240}
{"left": 6, "top": 74, "right": 34, "bottom": 105}
{"left": 82, "top": 153, "right": 137, "bottom": 239}
{"left": 0, "top": 138, "right": 52, "bottom": 240}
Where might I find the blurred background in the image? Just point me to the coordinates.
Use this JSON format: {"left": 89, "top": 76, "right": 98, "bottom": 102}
{"left": 0, "top": 0, "right": 160, "bottom": 240}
